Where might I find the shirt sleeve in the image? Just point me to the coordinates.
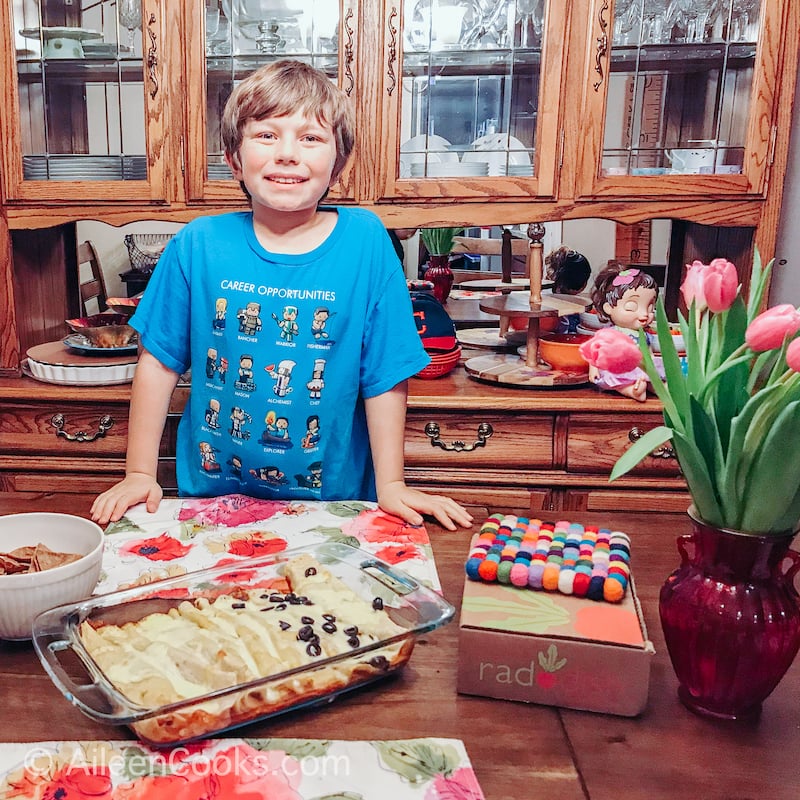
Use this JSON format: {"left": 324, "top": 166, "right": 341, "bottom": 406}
{"left": 129, "top": 236, "right": 192, "bottom": 375}
{"left": 359, "top": 254, "right": 431, "bottom": 398}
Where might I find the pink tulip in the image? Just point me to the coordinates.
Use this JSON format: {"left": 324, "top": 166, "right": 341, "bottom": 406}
{"left": 787, "top": 337, "right": 800, "bottom": 372}
{"left": 681, "top": 260, "right": 708, "bottom": 312}
{"left": 702, "top": 258, "right": 739, "bottom": 313}
{"left": 745, "top": 305, "right": 800, "bottom": 352}
{"left": 579, "top": 328, "right": 643, "bottom": 373}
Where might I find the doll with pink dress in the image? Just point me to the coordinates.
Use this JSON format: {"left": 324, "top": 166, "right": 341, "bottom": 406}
{"left": 588, "top": 264, "right": 659, "bottom": 402}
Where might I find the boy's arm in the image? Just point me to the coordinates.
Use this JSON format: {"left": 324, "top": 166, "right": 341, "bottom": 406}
{"left": 91, "top": 349, "right": 180, "bottom": 524}
{"left": 364, "top": 382, "right": 473, "bottom": 531}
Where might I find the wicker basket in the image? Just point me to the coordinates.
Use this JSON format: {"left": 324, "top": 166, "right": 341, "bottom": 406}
{"left": 124, "top": 233, "right": 175, "bottom": 273}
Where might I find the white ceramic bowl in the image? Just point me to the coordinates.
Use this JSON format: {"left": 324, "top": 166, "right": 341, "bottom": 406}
{"left": 0, "top": 513, "right": 103, "bottom": 640}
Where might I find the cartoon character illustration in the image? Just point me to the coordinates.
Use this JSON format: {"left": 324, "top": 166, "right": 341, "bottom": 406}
{"left": 259, "top": 410, "right": 293, "bottom": 449}
{"left": 311, "top": 306, "right": 334, "bottom": 340}
{"left": 249, "top": 465, "right": 289, "bottom": 485}
{"left": 199, "top": 441, "right": 221, "bottom": 471}
{"left": 237, "top": 301, "right": 262, "bottom": 336}
{"left": 234, "top": 354, "right": 256, "bottom": 391}
{"left": 229, "top": 406, "right": 253, "bottom": 439}
{"left": 218, "top": 355, "right": 228, "bottom": 383}
{"left": 265, "top": 359, "right": 296, "bottom": 397}
{"left": 227, "top": 454, "right": 243, "bottom": 479}
{"left": 206, "top": 347, "right": 218, "bottom": 379}
{"left": 589, "top": 264, "right": 659, "bottom": 402}
{"left": 204, "top": 397, "right": 221, "bottom": 429}
{"left": 212, "top": 297, "right": 228, "bottom": 330}
{"left": 272, "top": 305, "right": 299, "bottom": 341}
{"left": 306, "top": 358, "right": 326, "bottom": 399}
{"left": 301, "top": 414, "right": 321, "bottom": 449}
{"left": 295, "top": 461, "right": 322, "bottom": 489}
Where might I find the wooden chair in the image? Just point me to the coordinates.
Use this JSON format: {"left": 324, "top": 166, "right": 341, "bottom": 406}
{"left": 77, "top": 240, "right": 108, "bottom": 316}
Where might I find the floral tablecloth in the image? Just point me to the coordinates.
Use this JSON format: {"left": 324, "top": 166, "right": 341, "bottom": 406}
{"left": 0, "top": 737, "right": 485, "bottom": 799}
{"left": 95, "top": 495, "right": 440, "bottom": 595}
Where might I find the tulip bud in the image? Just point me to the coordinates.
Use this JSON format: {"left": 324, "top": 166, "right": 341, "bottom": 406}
{"left": 578, "top": 328, "right": 643, "bottom": 373}
{"left": 745, "top": 305, "right": 800, "bottom": 352}
{"left": 703, "top": 259, "right": 739, "bottom": 313}
{"left": 787, "top": 337, "right": 800, "bottom": 372}
{"left": 681, "top": 260, "right": 708, "bottom": 312}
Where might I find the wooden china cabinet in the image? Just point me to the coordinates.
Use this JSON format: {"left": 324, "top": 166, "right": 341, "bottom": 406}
{"left": 0, "top": 0, "right": 798, "bottom": 511}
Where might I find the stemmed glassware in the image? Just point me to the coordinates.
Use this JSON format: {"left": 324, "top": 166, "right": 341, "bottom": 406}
{"left": 516, "top": 0, "right": 544, "bottom": 48}
{"left": 117, "top": 0, "right": 143, "bottom": 50}
{"left": 205, "top": 0, "right": 221, "bottom": 54}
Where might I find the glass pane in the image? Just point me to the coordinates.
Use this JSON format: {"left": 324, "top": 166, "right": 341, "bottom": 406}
{"left": 399, "top": 0, "right": 540, "bottom": 178}
{"left": 13, "top": 0, "right": 148, "bottom": 181}
{"left": 603, "top": 0, "right": 760, "bottom": 177}
{"left": 205, "top": 0, "right": 340, "bottom": 179}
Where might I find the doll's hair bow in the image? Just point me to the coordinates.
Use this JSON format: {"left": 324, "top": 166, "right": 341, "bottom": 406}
{"left": 612, "top": 268, "right": 640, "bottom": 286}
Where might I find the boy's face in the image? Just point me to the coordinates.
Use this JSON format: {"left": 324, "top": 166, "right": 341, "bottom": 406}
{"left": 227, "top": 110, "right": 337, "bottom": 218}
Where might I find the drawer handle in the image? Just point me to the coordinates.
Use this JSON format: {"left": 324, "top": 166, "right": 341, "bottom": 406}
{"left": 424, "top": 421, "right": 493, "bottom": 452}
{"left": 51, "top": 413, "right": 114, "bottom": 443}
{"left": 628, "top": 426, "right": 675, "bottom": 460}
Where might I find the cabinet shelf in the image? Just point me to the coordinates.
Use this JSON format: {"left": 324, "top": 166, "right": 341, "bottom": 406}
{"left": 16, "top": 58, "right": 145, "bottom": 83}
{"left": 610, "top": 41, "right": 757, "bottom": 72}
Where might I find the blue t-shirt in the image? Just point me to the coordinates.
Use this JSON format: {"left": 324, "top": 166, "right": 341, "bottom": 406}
{"left": 130, "top": 207, "right": 430, "bottom": 501}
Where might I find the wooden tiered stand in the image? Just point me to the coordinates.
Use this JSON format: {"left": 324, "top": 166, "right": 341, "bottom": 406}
{"left": 464, "top": 224, "right": 591, "bottom": 387}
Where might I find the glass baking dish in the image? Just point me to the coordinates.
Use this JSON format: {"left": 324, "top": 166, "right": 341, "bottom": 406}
{"left": 32, "top": 541, "right": 454, "bottom": 746}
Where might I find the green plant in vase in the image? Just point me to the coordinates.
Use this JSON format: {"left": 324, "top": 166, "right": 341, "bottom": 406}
{"left": 420, "top": 227, "right": 464, "bottom": 304}
{"left": 580, "top": 250, "right": 800, "bottom": 720}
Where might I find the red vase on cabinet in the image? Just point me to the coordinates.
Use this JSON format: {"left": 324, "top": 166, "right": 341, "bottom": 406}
{"left": 423, "top": 255, "right": 454, "bottom": 304}
{"left": 659, "top": 508, "right": 800, "bottom": 720}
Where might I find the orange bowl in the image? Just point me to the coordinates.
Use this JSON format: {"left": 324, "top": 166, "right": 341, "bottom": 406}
{"left": 508, "top": 315, "right": 559, "bottom": 333}
{"left": 538, "top": 333, "right": 592, "bottom": 370}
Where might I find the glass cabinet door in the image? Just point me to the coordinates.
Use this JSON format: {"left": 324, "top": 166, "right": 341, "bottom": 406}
{"left": 576, "top": 0, "right": 784, "bottom": 197}
{"left": 378, "top": 0, "right": 568, "bottom": 200}
{"left": 187, "top": 0, "right": 357, "bottom": 201}
{"left": 3, "top": 0, "right": 168, "bottom": 202}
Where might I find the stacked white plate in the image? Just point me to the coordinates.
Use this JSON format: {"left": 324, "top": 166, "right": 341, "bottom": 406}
{"left": 22, "top": 155, "right": 146, "bottom": 181}
{"left": 411, "top": 161, "right": 489, "bottom": 178}
{"left": 25, "top": 341, "right": 137, "bottom": 386}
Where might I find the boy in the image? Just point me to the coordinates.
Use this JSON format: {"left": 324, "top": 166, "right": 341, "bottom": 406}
{"left": 92, "top": 60, "right": 472, "bottom": 531}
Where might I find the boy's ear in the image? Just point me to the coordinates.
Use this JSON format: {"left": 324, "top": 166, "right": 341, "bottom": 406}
{"left": 224, "top": 151, "right": 242, "bottom": 178}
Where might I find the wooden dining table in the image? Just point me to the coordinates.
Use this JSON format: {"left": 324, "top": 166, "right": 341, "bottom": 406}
{"left": 1, "top": 492, "right": 798, "bottom": 799}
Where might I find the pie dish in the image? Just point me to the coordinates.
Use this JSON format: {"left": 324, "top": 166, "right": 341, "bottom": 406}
{"left": 32, "top": 542, "right": 454, "bottom": 745}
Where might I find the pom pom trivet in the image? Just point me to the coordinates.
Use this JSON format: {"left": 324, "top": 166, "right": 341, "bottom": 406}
{"left": 465, "top": 515, "right": 632, "bottom": 603}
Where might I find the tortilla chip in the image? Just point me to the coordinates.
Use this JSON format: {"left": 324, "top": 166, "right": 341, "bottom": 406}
{"left": 0, "top": 542, "right": 82, "bottom": 575}
{"left": 0, "top": 555, "right": 28, "bottom": 575}
{"left": 30, "top": 543, "right": 82, "bottom": 572}
{"left": 8, "top": 545, "right": 37, "bottom": 560}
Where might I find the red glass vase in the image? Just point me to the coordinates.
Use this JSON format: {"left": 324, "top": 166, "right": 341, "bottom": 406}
{"left": 659, "top": 509, "right": 800, "bottom": 720}
{"left": 423, "top": 254, "right": 454, "bottom": 304}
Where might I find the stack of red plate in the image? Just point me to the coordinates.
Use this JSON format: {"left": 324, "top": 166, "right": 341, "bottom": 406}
{"left": 416, "top": 346, "right": 462, "bottom": 379}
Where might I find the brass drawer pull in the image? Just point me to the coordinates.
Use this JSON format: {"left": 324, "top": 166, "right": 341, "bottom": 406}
{"left": 51, "top": 413, "right": 114, "bottom": 443}
{"left": 424, "top": 421, "right": 493, "bottom": 452}
{"left": 628, "top": 426, "right": 675, "bottom": 460}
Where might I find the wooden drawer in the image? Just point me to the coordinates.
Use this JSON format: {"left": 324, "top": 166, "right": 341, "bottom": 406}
{"left": 562, "top": 488, "right": 691, "bottom": 513}
{"left": 567, "top": 413, "right": 681, "bottom": 477}
{"left": 405, "top": 411, "right": 554, "bottom": 469}
{"left": 0, "top": 402, "right": 129, "bottom": 457}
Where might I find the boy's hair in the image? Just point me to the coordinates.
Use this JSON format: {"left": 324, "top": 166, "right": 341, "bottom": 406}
{"left": 591, "top": 263, "right": 658, "bottom": 323}
{"left": 222, "top": 59, "right": 355, "bottom": 184}
{"left": 545, "top": 246, "right": 591, "bottom": 294}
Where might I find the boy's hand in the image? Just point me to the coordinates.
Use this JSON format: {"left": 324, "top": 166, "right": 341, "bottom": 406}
{"left": 90, "top": 472, "right": 163, "bottom": 525}
{"left": 377, "top": 481, "right": 473, "bottom": 531}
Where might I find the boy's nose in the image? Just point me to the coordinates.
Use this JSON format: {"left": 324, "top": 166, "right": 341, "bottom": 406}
{"left": 275, "top": 137, "right": 300, "bottom": 162}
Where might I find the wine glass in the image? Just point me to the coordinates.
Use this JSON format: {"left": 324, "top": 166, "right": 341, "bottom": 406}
{"left": 118, "top": 0, "right": 143, "bottom": 51}
{"left": 205, "top": 0, "right": 221, "bottom": 54}
{"left": 517, "top": 0, "right": 544, "bottom": 49}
